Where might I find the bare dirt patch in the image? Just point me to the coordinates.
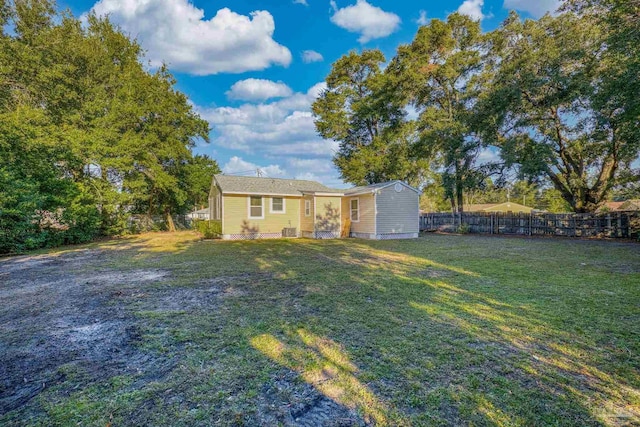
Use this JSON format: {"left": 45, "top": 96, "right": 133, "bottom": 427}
{"left": 0, "top": 249, "right": 178, "bottom": 416}
{"left": 257, "top": 370, "right": 366, "bottom": 426}
{"left": 1, "top": 249, "right": 362, "bottom": 426}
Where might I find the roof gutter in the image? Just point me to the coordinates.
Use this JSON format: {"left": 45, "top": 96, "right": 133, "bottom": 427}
{"left": 221, "top": 191, "right": 302, "bottom": 197}
{"left": 301, "top": 191, "right": 345, "bottom": 197}
{"left": 344, "top": 189, "right": 376, "bottom": 197}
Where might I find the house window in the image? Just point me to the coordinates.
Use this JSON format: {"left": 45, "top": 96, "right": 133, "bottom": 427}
{"left": 305, "top": 200, "right": 311, "bottom": 216}
{"left": 249, "top": 196, "right": 263, "bottom": 219}
{"left": 271, "top": 197, "right": 285, "bottom": 213}
{"left": 350, "top": 198, "right": 359, "bottom": 222}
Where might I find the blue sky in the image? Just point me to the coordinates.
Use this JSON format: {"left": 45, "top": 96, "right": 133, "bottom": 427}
{"left": 59, "top": 0, "right": 562, "bottom": 187}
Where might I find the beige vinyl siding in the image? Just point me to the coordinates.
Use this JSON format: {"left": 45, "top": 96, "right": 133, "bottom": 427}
{"left": 223, "top": 194, "right": 300, "bottom": 235}
{"left": 341, "top": 197, "right": 350, "bottom": 234}
{"left": 349, "top": 193, "right": 376, "bottom": 234}
{"left": 375, "top": 185, "right": 419, "bottom": 234}
{"left": 314, "top": 196, "right": 342, "bottom": 232}
{"left": 300, "top": 195, "right": 315, "bottom": 232}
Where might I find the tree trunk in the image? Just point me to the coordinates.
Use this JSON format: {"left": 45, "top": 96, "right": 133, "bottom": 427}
{"left": 165, "top": 209, "right": 176, "bottom": 232}
{"left": 456, "top": 186, "right": 464, "bottom": 213}
{"left": 455, "top": 160, "right": 464, "bottom": 213}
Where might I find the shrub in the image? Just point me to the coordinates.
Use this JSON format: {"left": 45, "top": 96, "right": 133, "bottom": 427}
{"left": 193, "top": 219, "right": 221, "bottom": 239}
{"left": 457, "top": 223, "right": 471, "bottom": 234}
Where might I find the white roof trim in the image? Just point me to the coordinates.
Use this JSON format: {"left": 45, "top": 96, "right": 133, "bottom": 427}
{"left": 344, "top": 189, "right": 376, "bottom": 197}
{"left": 375, "top": 181, "right": 420, "bottom": 194}
{"left": 301, "top": 191, "right": 345, "bottom": 196}
{"left": 346, "top": 181, "right": 420, "bottom": 196}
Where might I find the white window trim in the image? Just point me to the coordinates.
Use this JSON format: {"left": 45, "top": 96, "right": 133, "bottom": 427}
{"left": 248, "top": 196, "right": 264, "bottom": 219}
{"left": 304, "top": 199, "right": 311, "bottom": 217}
{"left": 350, "top": 197, "right": 360, "bottom": 223}
{"left": 270, "top": 197, "right": 286, "bottom": 214}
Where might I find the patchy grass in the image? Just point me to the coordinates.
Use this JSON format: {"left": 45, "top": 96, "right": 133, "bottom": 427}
{"left": 1, "top": 231, "right": 639, "bottom": 426}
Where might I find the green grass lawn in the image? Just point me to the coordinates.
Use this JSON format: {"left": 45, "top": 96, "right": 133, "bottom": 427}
{"left": 1, "top": 232, "right": 639, "bottom": 426}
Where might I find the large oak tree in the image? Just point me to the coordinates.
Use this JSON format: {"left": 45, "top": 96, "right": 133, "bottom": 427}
{"left": 387, "top": 13, "right": 491, "bottom": 212}
{"left": 0, "top": 0, "right": 216, "bottom": 251}
{"left": 312, "top": 50, "right": 428, "bottom": 186}
{"left": 476, "top": 11, "right": 639, "bottom": 212}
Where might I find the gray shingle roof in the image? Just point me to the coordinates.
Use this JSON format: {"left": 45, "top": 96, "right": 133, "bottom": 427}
{"left": 214, "top": 175, "right": 343, "bottom": 196}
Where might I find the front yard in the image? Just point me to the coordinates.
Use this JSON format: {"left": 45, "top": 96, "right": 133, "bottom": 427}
{"left": 1, "top": 232, "right": 638, "bottom": 426}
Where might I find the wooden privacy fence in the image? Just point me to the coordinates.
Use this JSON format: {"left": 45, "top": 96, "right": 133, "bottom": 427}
{"left": 420, "top": 211, "right": 640, "bottom": 239}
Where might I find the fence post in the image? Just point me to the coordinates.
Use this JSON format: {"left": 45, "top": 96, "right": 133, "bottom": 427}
{"left": 616, "top": 213, "right": 622, "bottom": 237}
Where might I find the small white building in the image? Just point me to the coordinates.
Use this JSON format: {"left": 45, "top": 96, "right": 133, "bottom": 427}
{"left": 343, "top": 181, "right": 420, "bottom": 240}
{"left": 188, "top": 207, "right": 210, "bottom": 220}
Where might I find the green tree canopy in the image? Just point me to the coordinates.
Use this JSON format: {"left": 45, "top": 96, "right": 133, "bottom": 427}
{"left": 0, "top": 0, "right": 215, "bottom": 251}
{"left": 312, "top": 50, "right": 427, "bottom": 186}
{"left": 476, "top": 11, "right": 639, "bottom": 212}
{"left": 387, "top": 13, "right": 492, "bottom": 212}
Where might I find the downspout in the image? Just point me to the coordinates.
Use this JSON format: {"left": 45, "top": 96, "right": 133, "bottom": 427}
{"left": 374, "top": 190, "right": 378, "bottom": 239}
{"left": 313, "top": 196, "right": 317, "bottom": 238}
{"left": 221, "top": 188, "right": 225, "bottom": 237}
{"left": 339, "top": 195, "right": 343, "bottom": 238}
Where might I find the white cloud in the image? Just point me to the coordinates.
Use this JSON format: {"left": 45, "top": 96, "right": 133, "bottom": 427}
{"left": 503, "top": 0, "right": 561, "bottom": 17}
{"left": 301, "top": 50, "right": 324, "bottom": 63}
{"left": 287, "top": 158, "right": 335, "bottom": 174}
{"left": 477, "top": 148, "right": 501, "bottom": 165}
{"left": 330, "top": 0, "right": 401, "bottom": 43}
{"left": 293, "top": 0, "right": 309, "bottom": 5}
{"left": 223, "top": 156, "right": 285, "bottom": 177}
{"left": 458, "top": 0, "right": 486, "bottom": 21}
{"left": 226, "top": 79, "right": 293, "bottom": 102}
{"left": 295, "top": 172, "right": 322, "bottom": 182}
{"left": 306, "top": 82, "right": 328, "bottom": 99}
{"left": 416, "top": 10, "right": 428, "bottom": 26}
{"left": 88, "top": 0, "right": 292, "bottom": 75}
{"left": 198, "top": 82, "right": 340, "bottom": 184}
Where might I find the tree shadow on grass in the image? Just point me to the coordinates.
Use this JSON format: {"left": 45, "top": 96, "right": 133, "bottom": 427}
{"left": 251, "top": 329, "right": 385, "bottom": 425}
{"left": 3, "top": 233, "right": 637, "bottom": 425}
{"left": 245, "top": 238, "right": 639, "bottom": 425}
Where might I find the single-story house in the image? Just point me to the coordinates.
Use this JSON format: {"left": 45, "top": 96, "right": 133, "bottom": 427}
{"left": 187, "top": 207, "right": 210, "bottom": 220}
{"left": 464, "top": 202, "right": 535, "bottom": 213}
{"left": 597, "top": 200, "right": 640, "bottom": 212}
{"left": 208, "top": 175, "right": 419, "bottom": 240}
